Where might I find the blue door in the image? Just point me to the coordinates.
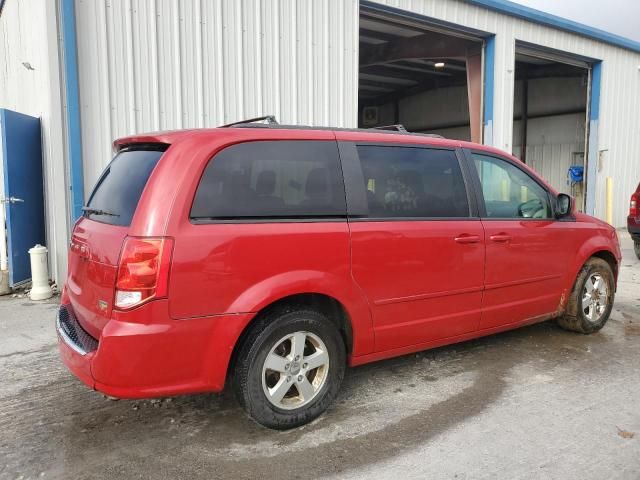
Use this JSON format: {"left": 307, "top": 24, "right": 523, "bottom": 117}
{"left": 0, "top": 109, "right": 46, "bottom": 286}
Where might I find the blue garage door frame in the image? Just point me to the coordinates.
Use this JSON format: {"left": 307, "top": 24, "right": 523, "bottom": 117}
{"left": 584, "top": 61, "right": 602, "bottom": 216}
{"left": 483, "top": 35, "right": 496, "bottom": 146}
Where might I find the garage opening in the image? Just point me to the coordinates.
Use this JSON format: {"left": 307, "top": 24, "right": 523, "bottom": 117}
{"left": 358, "top": 7, "right": 486, "bottom": 142}
{"left": 512, "top": 47, "right": 589, "bottom": 210}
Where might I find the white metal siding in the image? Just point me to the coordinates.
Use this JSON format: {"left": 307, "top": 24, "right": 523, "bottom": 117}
{"left": 75, "top": 0, "right": 360, "bottom": 196}
{"left": 372, "top": 0, "right": 640, "bottom": 227}
{"left": 0, "top": 0, "right": 70, "bottom": 284}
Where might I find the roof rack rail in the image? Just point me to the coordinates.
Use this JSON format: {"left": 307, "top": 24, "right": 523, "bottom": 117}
{"left": 221, "top": 115, "right": 278, "bottom": 128}
{"left": 371, "top": 124, "right": 408, "bottom": 133}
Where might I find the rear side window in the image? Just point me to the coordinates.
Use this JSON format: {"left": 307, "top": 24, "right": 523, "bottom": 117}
{"left": 356, "top": 145, "right": 470, "bottom": 218}
{"left": 191, "top": 140, "right": 346, "bottom": 220}
{"left": 85, "top": 147, "right": 165, "bottom": 226}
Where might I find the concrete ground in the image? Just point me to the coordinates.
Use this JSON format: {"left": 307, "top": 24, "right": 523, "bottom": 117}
{"left": 1, "top": 233, "right": 639, "bottom": 480}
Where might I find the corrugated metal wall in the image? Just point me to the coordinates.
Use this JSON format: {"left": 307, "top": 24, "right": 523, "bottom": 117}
{"left": 4, "top": 0, "right": 635, "bottom": 287}
{"left": 373, "top": 0, "right": 640, "bottom": 227}
{"left": 75, "top": 0, "right": 360, "bottom": 195}
{"left": 0, "top": 0, "right": 70, "bottom": 285}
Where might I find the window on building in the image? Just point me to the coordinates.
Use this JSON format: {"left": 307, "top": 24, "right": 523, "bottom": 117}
{"left": 191, "top": 140, "right": 346, "bottom": 220}
{"left": 355, "top": 145, "right": 470, "bottom": 218}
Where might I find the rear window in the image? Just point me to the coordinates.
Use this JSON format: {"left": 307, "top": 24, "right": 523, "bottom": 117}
{"left": 85, "top": 147, "right": 165, "bottom": 226}
{"left": 191, "top": 140, "right": 346, "bottom": 220}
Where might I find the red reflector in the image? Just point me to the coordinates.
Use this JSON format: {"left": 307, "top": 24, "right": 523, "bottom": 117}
{"left": 115, "top": 237, "right": 173, "bottom": 310}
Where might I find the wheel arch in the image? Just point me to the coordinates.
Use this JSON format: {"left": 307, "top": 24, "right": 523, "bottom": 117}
{"left": 227, "top": 292, "right": 356, "bottom": 383}
{"left": 559, "top": 241, "right": 619, "bottom": 314}
{"left": 589, "top": 249, "right": 619, "bottom": 283}
{"left": 569, "top": 237, "right": 620, "bottom": 289}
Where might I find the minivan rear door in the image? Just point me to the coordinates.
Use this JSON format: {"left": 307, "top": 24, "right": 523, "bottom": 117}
{"left": 66, "top": 146, "right": 166, "bottom": 338}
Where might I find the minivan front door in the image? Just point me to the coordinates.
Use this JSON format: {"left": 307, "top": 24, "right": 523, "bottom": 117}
{"left": 341, "top": 141, "right": 484, "bottom": 353}
{"left": 469, "top": 152, "right": 572, "bottom": 329}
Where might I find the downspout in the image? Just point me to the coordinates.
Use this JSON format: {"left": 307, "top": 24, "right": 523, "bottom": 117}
{"left": 60, "top": 0, "right": 84, "bottom": 221}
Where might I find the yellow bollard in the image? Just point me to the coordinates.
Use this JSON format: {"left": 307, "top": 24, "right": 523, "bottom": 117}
{"left": 501, "top": 179, "right": 509, "bottom": 201}
{"left": 606, "top": 177, "right": 613, "bottom": 225}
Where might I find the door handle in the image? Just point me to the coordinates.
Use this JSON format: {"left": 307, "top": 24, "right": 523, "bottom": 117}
{"left": 454, "top": 234, "right": 480, "bottom": 244}
{"left": 0, "top": 196, "right": 24, "bottom": 204}
{"left": 489, "top": 233, "right": 512, "bottom": 243}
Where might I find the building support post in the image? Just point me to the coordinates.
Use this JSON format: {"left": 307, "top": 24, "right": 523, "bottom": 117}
{"left": 585, "top": 61, "right": 601, "bottom": 217}
{"left": 60, "top": 0, "right": 84, "bottom": 222}
{"left": 520, "top": 65, "right": 528, "bottom": 163}
{"left": 466, "top": 50, "right": 483, "bottom": 144}
{"left": 482, "top": 36, "right": 495, "bottom": 146}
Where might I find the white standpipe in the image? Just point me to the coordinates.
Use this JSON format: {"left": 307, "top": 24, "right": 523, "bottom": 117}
{"left": 28, "top": 244, "right": 52, "bottom": 300}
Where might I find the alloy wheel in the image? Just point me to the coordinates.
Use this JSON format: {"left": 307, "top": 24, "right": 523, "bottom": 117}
{"left": 582, "top": 273, "right": 609, "bottom": 322}
{"left": 261, "top": 331, "right": 330, "bottom": 410}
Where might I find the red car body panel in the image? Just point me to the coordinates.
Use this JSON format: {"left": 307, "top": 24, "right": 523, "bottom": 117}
{"left": 349, "top": 219, "right": 484, "bottom": 352}
{"left": 628, "top": 182, "right": 640, "bottom": 239}
{"left": 57, "top": 127, "right": 622, "bottom": 399}
{"left": 480, "top": 219, "right": 572, "bottom": 329}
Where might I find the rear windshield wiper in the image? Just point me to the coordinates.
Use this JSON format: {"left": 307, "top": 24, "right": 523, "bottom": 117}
{"left": 81, "top": 206, "right": 120, "bottom": 217}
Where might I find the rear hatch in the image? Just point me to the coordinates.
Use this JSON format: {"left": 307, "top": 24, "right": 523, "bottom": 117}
{"left": 66, "top": 145, "right": 167, "bottom": 338}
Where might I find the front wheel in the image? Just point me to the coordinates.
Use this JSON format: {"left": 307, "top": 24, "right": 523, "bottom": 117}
{"left": 233, "top": 308, "right": 346, "bottom": 429}
{"left": 556, "top": 258, "right": 615, "bottom": 334}
{"left": 634, "top": 241, "right": 640, "bottom": 260}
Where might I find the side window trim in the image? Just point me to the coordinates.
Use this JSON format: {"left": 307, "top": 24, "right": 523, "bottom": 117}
{"left": 346, "top": 142, "right": 477, "bottom": 221}
{"left": 463, "top": 148, "right": 554, "bottom": 221}
{"left": 461, "top": 148, "right": 488, "bottom": 218}
{"left": 337, "top": 141, "right": 369, "bottom": 217}
{"left": 454, "top": 147, "right": 480, "bottom": 218}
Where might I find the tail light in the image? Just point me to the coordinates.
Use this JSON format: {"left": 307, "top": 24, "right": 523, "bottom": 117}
{"left": 115, "top": 237, "right": 174, "bottom": 310}
{"left": 630, "top": 192, "right": 638, "bottom": 217}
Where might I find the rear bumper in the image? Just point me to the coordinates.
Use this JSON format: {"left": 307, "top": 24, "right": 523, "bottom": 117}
{"left": 56, "top": 307, "right": 96, "bottom": 390}
{"left": 56, "top": 299, "right": 254, "bottom": 399}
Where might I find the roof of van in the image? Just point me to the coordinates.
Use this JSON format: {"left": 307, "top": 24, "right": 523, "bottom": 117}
{"left": 112, "top": 123, "right": 512, "bottom": 160}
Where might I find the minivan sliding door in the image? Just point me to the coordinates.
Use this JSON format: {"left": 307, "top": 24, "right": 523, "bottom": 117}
{"left": 338, "top": 138, "right": 484, "bottom": 353}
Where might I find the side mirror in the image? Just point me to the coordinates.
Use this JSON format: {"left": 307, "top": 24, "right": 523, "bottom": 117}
{"left": 555, "top": 193, "right": 572, "bottom": 218}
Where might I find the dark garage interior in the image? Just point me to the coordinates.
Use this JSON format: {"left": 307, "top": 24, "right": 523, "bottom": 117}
{"left": 512, "top": 51, "right": 588, "bottom": 207}
{"left": 358, "top": 9, "right": 484, "bottom": 142}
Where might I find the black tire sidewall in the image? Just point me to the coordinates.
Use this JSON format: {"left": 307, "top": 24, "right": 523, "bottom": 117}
{"left": 575, "top": 260, "right": 615, "bottom": 332}
{"left": 240, "top": 310, "right": 345, "bottom": 429}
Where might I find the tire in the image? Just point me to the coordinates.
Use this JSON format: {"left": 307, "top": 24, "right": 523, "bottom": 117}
{"left": 556, "top": 257, "right": 615, "bottom": 334}
{"left": 233, "top": 307, "right": 346, "bottom": 429}
{"left": 634, "top": 241, "right": 640, "bottom": 260}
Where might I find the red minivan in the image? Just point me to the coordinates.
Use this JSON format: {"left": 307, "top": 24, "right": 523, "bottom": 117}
{"left": 57, "top": 119, "right": 621, "bottom": 429}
